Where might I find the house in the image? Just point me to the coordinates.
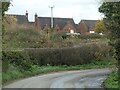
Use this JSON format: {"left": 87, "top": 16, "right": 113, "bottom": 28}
{"left": 7, "top": 11, "right": 99, "bottom": 36}
{"left": 6, "top": 12, "right": 78, "bottom": 33}
{"left": 34, "top": 13, "right": 78, "bottom": 33}
{"left": 78, "top": 20, "right": 98, "bottom": 35}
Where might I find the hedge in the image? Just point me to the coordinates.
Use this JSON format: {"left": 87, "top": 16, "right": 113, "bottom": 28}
{"left": 2, "top": 50, "right": 32, "bottom": 72}
{"left": 2, "top": 43, "right": 112, "bottom": 71}
{"left": 78, "top": 34, "right": 102, "bottom": 39}
{"left": 26, "top": 46, "right": 94, "bottom": 65}
{"left": 26, "top": 43, "right": 111, "bottom": 66}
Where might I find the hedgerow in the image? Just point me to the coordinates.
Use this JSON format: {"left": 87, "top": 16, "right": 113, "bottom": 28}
{"left": 2, "top": 43, "right": 112, "bottom": 71}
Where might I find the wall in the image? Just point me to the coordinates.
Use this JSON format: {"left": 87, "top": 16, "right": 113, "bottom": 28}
{"left": 78, "top": 21, "right": 90, "bottom": 35}
{"left": 62, "top": 22, "right": 76, "bottom": 33}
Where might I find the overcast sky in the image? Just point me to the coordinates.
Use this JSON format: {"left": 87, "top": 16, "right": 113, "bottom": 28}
{"left": 6, "top": 0, "right": 103, "bottom": 23}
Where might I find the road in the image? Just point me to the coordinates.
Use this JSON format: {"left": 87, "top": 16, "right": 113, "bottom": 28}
{"left": 3, "top": 68, "right": 112, "bottom": 88}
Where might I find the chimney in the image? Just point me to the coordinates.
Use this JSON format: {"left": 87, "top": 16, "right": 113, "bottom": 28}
{"left": 35, "top": 13, "right": 38, "bottom": 27}
{"left": 25, "top": 10, "right": 28, "bottom": 20}
{"left": 34, "top": 13, "right": 41, "bottom": 31}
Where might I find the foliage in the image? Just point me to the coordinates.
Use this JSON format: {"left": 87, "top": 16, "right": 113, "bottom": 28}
{"left": 2, "top": 26, "right": 50, "bottom": 49}
{"left": 99, "top": 2, "right": 120, "bottom": 85}
{"left": 99, "top": 2, "right": 120, "bottom": 57}
{"left": 3, "top": 23, "right": 76, "bottom": 49}
{"left": 26, "top": 43, "right": 112, "bottom": 66}
{"left": 2, "top": 65, "right": 24, "bottom": 84}
{"left": 103, "top": 70, "right": 118, "bottom": 89}
{"left": 78, "top": 34, "right": 102, "bottom": 39}
{"left": 1, "top": 1, "right": 10, "bottom": 34}
{"left": 94, "top": 20, "right": 108, "bottom": 34}
{"left": 2, "top": 42, "right": 112, "bottom": 72}
{"left": 99, "top": 2, "right": 120, "bottom": 39}
{"left": 1, "top": 2, "right": 10, "bottom": 17}
{"left": 51, "top": 31, "right": 67, "bottom": 40}
{"left": 3, "top": 15, "right": 18, "bottom": 31}
{"left": 3, "top": 17, "right": 108, "bottom": 49}
{"left": 2, "top": 50, "right": 32, "bottom": 71}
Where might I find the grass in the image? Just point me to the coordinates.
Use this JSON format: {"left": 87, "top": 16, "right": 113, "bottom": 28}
{"left": 2, "top": 59, "right": 116, "bottom": 86}
{"left": 103, "top": 70, "right": 119, "bottom": 89}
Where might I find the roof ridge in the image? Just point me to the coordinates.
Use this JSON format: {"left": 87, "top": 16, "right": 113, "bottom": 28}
{"left": 38, "top": 16, "right": 73, "bottom": 19}
{"left": 6, "top": 14, "right": 26, "bottom": 16}
{"left": 81, "top": 19, "right": 98, "bottom": 21}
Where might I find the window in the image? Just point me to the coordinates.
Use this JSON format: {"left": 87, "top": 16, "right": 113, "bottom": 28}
{"left": 70, "top": 29, "right": 74, "bottom": 33}
{"left": 89, "top": 31, "right": 95, "bottom": 34}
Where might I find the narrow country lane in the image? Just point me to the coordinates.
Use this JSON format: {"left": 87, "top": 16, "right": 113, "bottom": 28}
{"left": 3, "top": 68, "right": 112, "bottom": 88}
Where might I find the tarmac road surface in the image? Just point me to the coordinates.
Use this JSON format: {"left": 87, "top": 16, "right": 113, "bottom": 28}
{"left": 3, "top": 68, "right": 112, "bottom": 88}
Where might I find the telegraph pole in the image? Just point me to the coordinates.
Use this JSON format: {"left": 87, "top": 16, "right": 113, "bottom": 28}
{"left": 49, "top": 6, "right": 54, "bottom": 28}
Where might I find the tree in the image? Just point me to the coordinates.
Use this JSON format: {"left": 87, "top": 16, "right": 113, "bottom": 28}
{"left": 1, "top": 1, "right": 10, "bottom": 35}
{"left": 1, "top": 2, "right": 10, "bottom": 17}
{"left": 99, "top": 2, "right": 120, "bottom": 60}
{"left": 99, "top": 1, "right": 120, "bottom": 86}
{"left": 94, "top": 20, "right": 108, "bottom": 34}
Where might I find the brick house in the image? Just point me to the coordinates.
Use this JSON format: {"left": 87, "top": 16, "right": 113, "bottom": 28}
{"left": 34, "top": 13, "right": 78, "bottom": 33}
{"left": 7, "top": 11, "right": 99, "bottom": 35}
{"left": 78, "top": 20, "right": 98, "bottom": 35}
{"left": 7, "top": 12, "right": 78, "bottom": 33}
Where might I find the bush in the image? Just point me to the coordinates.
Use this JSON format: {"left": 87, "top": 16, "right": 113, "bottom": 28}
{"left": 78, "top": 34, "right": 102, "bottom": 39}
{"left": 26, "top": 43, "right": 112, "bottom": 66}
{"left": 2, "top": 50, "right": 32, "bottom": 72}
{"left": 94, "top": 43, "right": 113, "bottom": 60}
{"left": 2, "top": 43, "right": 112, "bottom": 71}
{"left": 3, "top": 26, "right": 49, "bottom": 49}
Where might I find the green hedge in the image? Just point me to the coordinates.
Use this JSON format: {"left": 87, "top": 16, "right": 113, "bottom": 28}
{"left": 26, "top": 43, "right": 111, "bottom": 66}
{"left": 78, "top": 34, "right": 102, "bottom": 39}
{"left": 2, "top": 50, "right": 32, "bottom": 72}
{"left": 2, "top": 43, "right": 112, "bottom": 71}
{"left": 27, "top": 47, "right": 94, "bottom": 65}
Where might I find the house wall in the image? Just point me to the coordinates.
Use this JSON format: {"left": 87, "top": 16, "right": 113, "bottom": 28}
{"left": 54, "top": 25, "right": 61, "bottom": 32}
{"left": 78, "top": 21, "right": 90, "bottom": 35}
{"left": 62, "top": 22, "right": 76, "bottom": 33}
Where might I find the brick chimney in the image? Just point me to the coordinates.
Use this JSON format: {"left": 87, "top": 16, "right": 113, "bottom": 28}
{"left": 25, "top": 10, "right": 28, "bottom": 20}
{"left": 34, "top": 13, "right": 41, "bottom": 31}
{"left": 35, "top": 13, "right": 38, "bottom": 27}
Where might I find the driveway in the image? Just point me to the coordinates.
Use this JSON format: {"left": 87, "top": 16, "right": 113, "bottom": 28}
{"left": 3, "top": 68, "right": 112, "bottom": 88}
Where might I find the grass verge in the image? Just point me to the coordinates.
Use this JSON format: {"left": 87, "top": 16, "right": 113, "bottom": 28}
{"left": 2, "top": 59, "right": 116, "bottom": 86}
{"left": 103, "top": 69, "right": 119, "bottom": 89}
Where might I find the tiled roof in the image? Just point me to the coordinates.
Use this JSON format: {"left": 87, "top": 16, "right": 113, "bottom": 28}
{"left": 37, "top": 17, "right": 77, "bottom": 30}
{"left": 81, "top": 20, "right": 97, "bottom": 28}
{"left": 8, "top": 14, "right": 28, "bottom": 24}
